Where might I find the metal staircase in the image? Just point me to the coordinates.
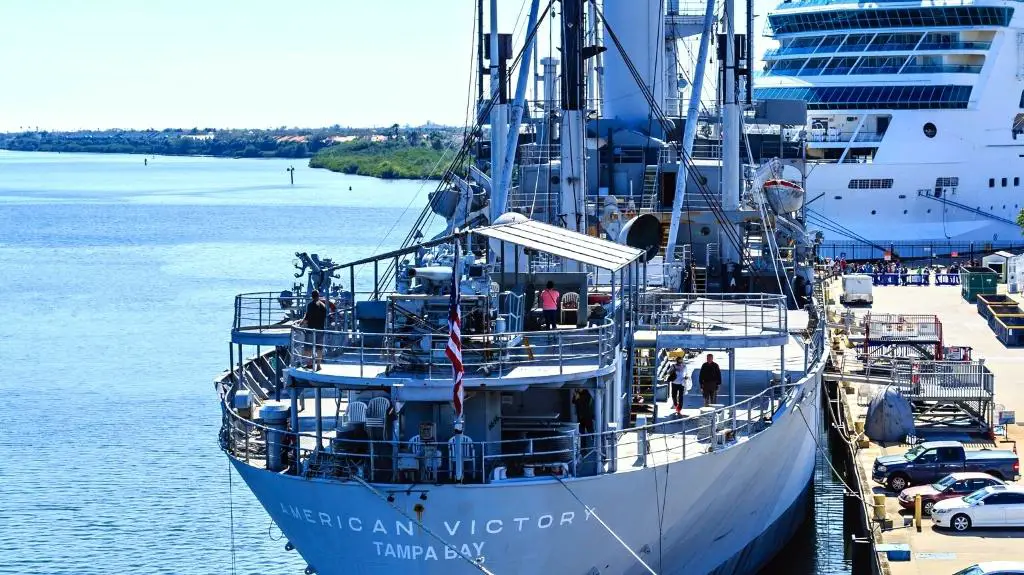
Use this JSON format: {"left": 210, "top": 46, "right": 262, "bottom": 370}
{"left": 640, "top": 164, "right": 660, "bottom": 212}
{"left": 630, "top": 347, "right": 657, "bottom": 424}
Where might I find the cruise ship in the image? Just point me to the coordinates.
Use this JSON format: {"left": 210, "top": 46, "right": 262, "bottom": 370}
{"left": 755, "top": 0, "right": 1024, "bottom": 251}
{"left": 216, "top": 1, "right": 831, "bottom": 574}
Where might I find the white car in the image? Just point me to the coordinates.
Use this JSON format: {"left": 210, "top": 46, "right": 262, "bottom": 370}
{"left": 932, "top": 485, "right": 1024, "bottom": 532}
{"left": 953, "top": 562, "right": 1024, "bottom": 575}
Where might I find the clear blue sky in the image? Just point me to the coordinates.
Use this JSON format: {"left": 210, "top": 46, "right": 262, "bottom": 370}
{"left": 0, "top": 0, "right": 773, "bottom": 131}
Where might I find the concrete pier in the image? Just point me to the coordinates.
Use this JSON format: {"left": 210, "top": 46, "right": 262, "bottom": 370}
{"left": 827, "top": 279, "right": 1023, "bottom": 574}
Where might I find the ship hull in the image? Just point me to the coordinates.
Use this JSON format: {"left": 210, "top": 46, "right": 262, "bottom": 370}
{"left": 231, "top": 367, "right": 822, "bottom": 575}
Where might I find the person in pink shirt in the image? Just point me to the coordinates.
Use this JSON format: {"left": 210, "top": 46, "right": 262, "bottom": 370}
{"left": 539, "top": 281, "right": 560, "bottom": 330}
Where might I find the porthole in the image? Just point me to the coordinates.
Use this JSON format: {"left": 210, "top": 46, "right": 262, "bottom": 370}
{"left": 834, "top": 195, "right": 843, "bottom": 200}
{"left": 903, "top": 209, "right": 908, "bottom": 214}
{"left": 923, "top": 123, "right": 937, "bottom": 138}
{"left": 898, "top": 194, "right": 906, "bottom": 199}
{"left": 871, "top": 210, "right": 876, "bottom": 215}
{"left": 927, "top": 209, "right": 932, "bottom": 213}
{"left": 700, "top": 226, "right": 711, "bottom": 236}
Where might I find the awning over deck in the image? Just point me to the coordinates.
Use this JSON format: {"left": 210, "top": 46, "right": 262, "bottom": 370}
{"left": 473, "top": 219, "right": 643, "bottom": 271}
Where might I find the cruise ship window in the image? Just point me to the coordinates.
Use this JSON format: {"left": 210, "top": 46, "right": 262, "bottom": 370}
{"left": 990, "top": 178, "right": 996, "bottom": 187}
{"left": 1002, "top": 177, "right": 1008, "bottom": 187}
{"left": 1016, "top": 177, "right": 1020, "bottom": 186}
{"left": 923, "top": 123, "right": 937, "bottom": 138}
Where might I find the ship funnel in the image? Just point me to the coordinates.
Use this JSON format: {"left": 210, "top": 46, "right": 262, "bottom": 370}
{"left": 618, "top": 213, "right": 662, "bottom": 262}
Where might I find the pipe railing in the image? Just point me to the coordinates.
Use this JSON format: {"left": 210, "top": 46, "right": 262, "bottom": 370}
{"left": 289, "top": 322, "right": 618, "bottom": 379}
{"left": 636, "top": 293, "right": 788, "bottom": 336}
{"left": 233, "top": 292, "right": 307, "bottom": 332}
{"left": 218, "top": 377, "right": 803, "bottom": 484}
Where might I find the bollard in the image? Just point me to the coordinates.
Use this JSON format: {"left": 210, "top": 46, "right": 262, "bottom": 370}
{"left": 914, "top": 494, "right": 922, "bottom": 532}
{"left": 872, "top": 494, "right": 887, "bottom": 522}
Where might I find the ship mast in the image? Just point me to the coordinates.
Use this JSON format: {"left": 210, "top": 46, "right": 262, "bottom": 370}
{"left": 721, "top": 0, "right": 742, "bottom": 265}
{"left": 560, "top": 0, "right": 587, "bottom": 235}
{"left": 489, "top": 0, "right": 509, "bottom": 224}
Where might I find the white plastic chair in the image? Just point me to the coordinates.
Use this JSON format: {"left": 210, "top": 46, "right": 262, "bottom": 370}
{"left": 365, "top": 397, "right": 391, "bottom": 440}
{"left": 447, "top": 435, "right": 476, "bottom": 480}
{"left": 560, "top": 292, "right": 580, "bottom": 325}
{"left": 344, "top": 401, "right": 367, "bottom": 427}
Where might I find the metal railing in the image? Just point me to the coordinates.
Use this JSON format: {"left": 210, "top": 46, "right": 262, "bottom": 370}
{"left": 806, "top": 130, "right": 885, "bottom": 143}
{"left": 233, "top": 291, "right": 307, "bottom": 333}
{"left": 901, "top": 64, "right": 982, "bottom": 74}
{"left": 289, "top": 322, "right": 618, "bottom": 379}
{"left": 219, "top": 377, "right": 804, "bottom": 484}
{"left": 635, "top": 293, "right": 788, "bottom": 336}
{"left": 890, "top": 360, "right": 994, "bottom": 400}
{"left": 918, "top": 41, "right": 991, "bottom": 51}
{"left": 519, "top": 144, "right": 559, "bottom": 165}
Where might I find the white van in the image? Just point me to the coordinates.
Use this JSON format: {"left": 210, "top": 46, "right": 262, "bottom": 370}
{"left": 840, "top": 274, "right": 874, "bottom": 305}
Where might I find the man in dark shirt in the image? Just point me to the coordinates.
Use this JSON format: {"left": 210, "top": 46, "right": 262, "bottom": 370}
{"left": 302, "top": 290, "right": 328, "bottom": 370}
{"left": 698, "top": 353, "right": 722, "bottom": 406}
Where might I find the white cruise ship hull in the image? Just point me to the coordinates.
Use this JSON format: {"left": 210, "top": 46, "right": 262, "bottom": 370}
{"left": 231, "top": 369, "right": 822, "bottom": 575}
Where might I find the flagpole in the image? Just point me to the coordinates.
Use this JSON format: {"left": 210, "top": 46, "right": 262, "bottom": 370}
{"left": 448, "top": 238, "right": 466, "bottom": 482}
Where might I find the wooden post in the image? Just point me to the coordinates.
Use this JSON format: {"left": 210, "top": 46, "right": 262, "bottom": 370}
{"left": 914, "top": 494, "right": 922, "bottom": 532}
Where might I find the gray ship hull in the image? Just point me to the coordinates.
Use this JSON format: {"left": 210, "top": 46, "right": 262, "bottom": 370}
{"left": 231, "top": 369, "right": 822, "bottom": 575}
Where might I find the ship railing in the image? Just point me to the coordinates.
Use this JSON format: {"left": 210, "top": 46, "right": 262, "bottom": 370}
{"left": 289, "top": 321, "right": 618, "bottom": 379}
{"left": 918, "top": 41, "right": 991, "bottom": 51}
{"left": 805, "top": 130, "right": 885, "bottom": 143}
{"left": 218, "top": 380, "right": 806, "bottom": 483}
{"left": 636, "top": 293, "right": 788, "bottom": 336}
{"left": 901, "top": 64, "right": 983, "bottom": 74}
{"left": 233, "top": 291, "right": 307, "bottom": 333}
{"left": 519, "top": 144, "right": 559, "bottom": 165}
{"left": 607, "top": 382, "right": 801, "bottom": 469}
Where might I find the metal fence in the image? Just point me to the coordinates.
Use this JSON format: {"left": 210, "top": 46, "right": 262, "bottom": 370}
{"left": 290, "top": 322, "right": 618, "bottom": 379}
{"left": 890, "top": 360, "right": 994, "bottom": 400}
{"left": 636, "top": 292, "right": 788, "bottom": 336}
{"left": 233, "top": 291, "right": 307, "bottom": 333}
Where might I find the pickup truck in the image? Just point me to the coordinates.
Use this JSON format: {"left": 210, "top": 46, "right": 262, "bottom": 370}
{"left": 872, "top": 441, "right": 1019, "bottom": 492}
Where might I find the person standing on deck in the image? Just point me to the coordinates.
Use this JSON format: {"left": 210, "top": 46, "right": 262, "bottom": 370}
{"left": 666, "top": 357, "right": 690, "bottom": 415}
{"left": 698, "top": 353, "right": 722, "bottom": 406}
{"left": 301, "top": 289, "right": 328, "bottom": 370}
{"left": 572, "top": 389, "right": 594, "bottom": 434}
{"left": 540, "top": 281, "right": 560, "bottom": 330}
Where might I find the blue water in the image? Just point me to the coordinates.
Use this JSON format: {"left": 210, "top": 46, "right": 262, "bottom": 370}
{"left": 0, "top": 150, "right": 849, "bottom": 575}
{"left": 0, "top": 151, "right": 438, "bottom": 575}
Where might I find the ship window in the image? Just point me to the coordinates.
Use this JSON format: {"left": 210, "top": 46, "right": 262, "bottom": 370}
{"left": 834, "top": 195, "right": 843, "bottom": 199}
{"left": 848, "top": 178, "right": 894, "bottom": 189}
{"left": 923, "top": 123, "right": 937, "bottom": 138}
{"left": 990, "top": 178, "right": 996, "bottom": 187}
{"left": 1020, "top": 89, "right": 1024, "bottom": 108}
{"left": 753, "top": 85, "right": 972, "bottom": 110}
{"left": 936, "top": 177, "right": 959, "bottom": 188}
{"left": 871, "top": 210, "right": 877, "bottom": 215}
{"left": 1016, "top": 177, "right": 1020, "bottom": 186}
{"left": 1002, "top": 177, "right": 1008, "bottom": 187}
{"left": 768, "top": 7, "right": 1013, "bottom": 35}
{"left": 904, "top": 209, "right": 908, "bottom": 214}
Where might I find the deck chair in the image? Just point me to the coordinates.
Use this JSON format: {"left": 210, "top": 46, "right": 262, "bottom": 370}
{"left": 447, "top": 435, "right": 476, "bottom": 480}
{"left": 365, "top": 397, "right": 391, "bottom": 440}
{"left": 344, "top": 401, "right": 367, "bottom": 428}
{"left": 560, "top": 292, "right": 580, "bottom": 326}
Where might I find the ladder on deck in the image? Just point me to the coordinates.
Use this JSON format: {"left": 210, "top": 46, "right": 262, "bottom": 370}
{"left": 640, "top": 164, "right": 660, "bottom": 212}
{"left": 630, "top": 346, "right": 657, "bottom": 425}
{"left": 691, "top": 267, "right": 707, "bottom": 294}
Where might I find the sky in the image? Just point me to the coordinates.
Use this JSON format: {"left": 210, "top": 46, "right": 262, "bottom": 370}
{"left": 0, "top": 0, "right": 773, "bottom": 131}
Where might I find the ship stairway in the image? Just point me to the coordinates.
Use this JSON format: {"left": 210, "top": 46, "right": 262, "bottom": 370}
{"left": 692, "top": 266, "right": 708, "bottom": 294}
{"left": 916, "top": 190, "right": 1017, "bottom": 226}
{"left": 630, "top": 346, "right": 659, "bottom": 425}
{"left": 640, "top": 164, "right": 660, "bottom": 212}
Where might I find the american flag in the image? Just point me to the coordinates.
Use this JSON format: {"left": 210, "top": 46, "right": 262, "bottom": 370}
{"left": 446, "top": 242, "right": 465, "bottom": 424}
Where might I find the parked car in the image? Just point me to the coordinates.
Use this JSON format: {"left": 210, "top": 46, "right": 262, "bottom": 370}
{"left": 898, "top": 472, "right": 1005, "bottom": 515}
{"left": 872, "top": 441, "right": 1019, "bottom": 492}
{"left": 932, "top": 485, "right": 1024, "bottom": 531}
{"left": 953, "top": 563, "right": 1024, "bottom": 575}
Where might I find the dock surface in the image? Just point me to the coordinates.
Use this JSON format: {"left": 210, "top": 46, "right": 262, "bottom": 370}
{"left": 830, "top": 281, "right": 1024, "bottom": 574}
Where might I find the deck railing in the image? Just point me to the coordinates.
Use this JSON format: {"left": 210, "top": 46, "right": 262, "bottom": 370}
{"left": 233, "top": 291, "right": 307, "bottom": 333}
{"left": 219, "top": 379, "right": 803, "bottom": 484}
{"left": 635, "top": 293, "right": 788, "bottom": 336}
{"left": 289, "top": 321, "right": 618, "bottom": 379}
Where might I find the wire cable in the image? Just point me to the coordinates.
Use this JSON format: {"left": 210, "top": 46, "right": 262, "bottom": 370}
{"left": 351, "top": 475, "right": 497, "bottom": 575}
{"left": 226, "top": 460, "right": 237, "bottom": 575}
{"left": 555, "top": 476, "right": 659, "bottom": 575}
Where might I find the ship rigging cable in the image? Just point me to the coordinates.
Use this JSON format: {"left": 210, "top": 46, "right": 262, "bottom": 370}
{"left": 350, "top": 476, "right": 497, "bottom": 575}
{"left": 226, "top": 460, "right": 237, "bottom": 575}
{"left": 555, "top": 476, "right": 659, "bottom": 575}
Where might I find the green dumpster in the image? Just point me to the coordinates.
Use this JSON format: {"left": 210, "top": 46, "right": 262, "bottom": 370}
{"left": 961, "top": 266, "right": 999, "bottom": 303}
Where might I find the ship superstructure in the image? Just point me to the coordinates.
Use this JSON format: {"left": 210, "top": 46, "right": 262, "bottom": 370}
{"left": 754, "top": 0, "right": 1024, "bottom": 250}
{"left": 216, "top": 1, "right": 830, "bottom": 574}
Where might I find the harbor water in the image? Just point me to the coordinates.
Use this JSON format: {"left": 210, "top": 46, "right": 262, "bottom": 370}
{"left": 0, "top": 150, "right": 848, "bottom": 575}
